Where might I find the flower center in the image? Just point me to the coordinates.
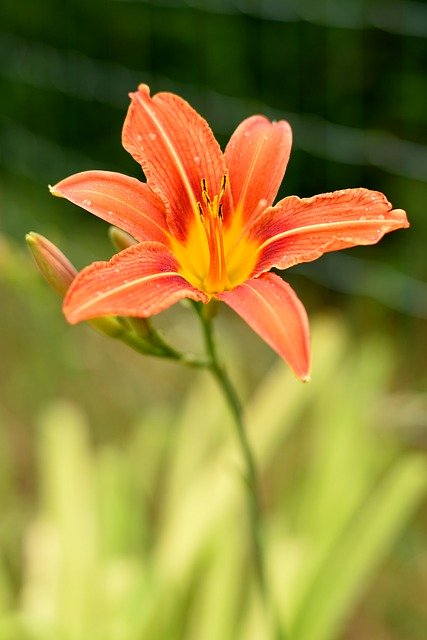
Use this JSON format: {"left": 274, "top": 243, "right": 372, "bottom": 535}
{"left": 197, "top": 175, "right": 228, "bottom": 293}
{"left": 172, "top": 174, "right": 258, "bottom": 295}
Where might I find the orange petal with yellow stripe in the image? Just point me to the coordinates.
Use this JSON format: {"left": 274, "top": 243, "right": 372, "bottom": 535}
{"left": 122, "top": 84, "right": 231, "bottom": 240}
{"left": 251, "top": 188, "right": 409, "bottom": 275}
{"left": 51, "top": 170, "right": 169, "bottom": 244}
{"left": 63, "top": 242, "right": 208, "bottom": 324}
{"left": 224, "top": 115, "right": 292, "bottom": 227}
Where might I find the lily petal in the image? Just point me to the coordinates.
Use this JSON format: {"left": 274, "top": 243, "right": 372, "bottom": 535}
{"left": 251, "top": 188, "right": 409, "bottom": 274}
{"left": 224, "top": 115, "right": 292, "bottom": 227}
{"left": 122, "top": 84, "right": 230, "bottom": 239}
{"left": 217, "top": 273, "right": 310, "bottom": 381}
{"left": 51, "top": 170, "right": 169, "bottom": 244}
{"left": 63, "top": 242, "right": 208, "bottom": 324}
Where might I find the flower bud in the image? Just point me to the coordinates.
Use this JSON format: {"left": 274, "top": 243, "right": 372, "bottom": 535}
{"left": 26, "top": 232, "right": 76, "bottom": 296}
{"left": 26, "top": 232, "right": 124, "bottom": 337}
{"left": 108, "top": 226, "right": 138, "bottom": 252}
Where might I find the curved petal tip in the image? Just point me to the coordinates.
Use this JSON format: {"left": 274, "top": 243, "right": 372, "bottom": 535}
{"left": 390, "top": 208, "right": 410, "bottom": 227}
{"left": 218, "top": 273, "right": 311, "bottom": 381}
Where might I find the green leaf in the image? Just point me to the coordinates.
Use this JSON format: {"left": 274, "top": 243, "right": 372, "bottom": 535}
{"left": 289, "top": 454, "right": 427, "bottom": 640}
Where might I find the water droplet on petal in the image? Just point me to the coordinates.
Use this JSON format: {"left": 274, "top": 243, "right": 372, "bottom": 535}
{"left": 148, "top": 133, "right": 157, "bottom": 141}
{"left": 377, "top": 214, "right": 385, "bottom": 220}
{"left": 194, "top": 155, "right": 200, "bottom": 165}
{"left": 137, "top": 134, "right": 142, "bottom": 141}
{"left": 82, "top": 199, "right": 92, "bottom": 207}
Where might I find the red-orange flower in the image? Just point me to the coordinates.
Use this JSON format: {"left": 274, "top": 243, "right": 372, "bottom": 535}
{"left": 51, "top": 84, "right": 409, "bottom": 380}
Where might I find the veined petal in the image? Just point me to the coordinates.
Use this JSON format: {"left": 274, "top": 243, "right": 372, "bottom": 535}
{"left": 217, "top": 273, "right": 310, "bottom": 381}
{"left": 251, "top": 188, "right": 409, "bottom": 274}
{"left": 122, "top": 84, "right": 231, "bottom": 239}
{"left": 224, "top": 115, "right": 292, "bottom": 227}
{"left": 63, "top": 243, "right": 208, "bottom": 324}
{"left": 51, "top": 171, "right": 169, "bottom": 244}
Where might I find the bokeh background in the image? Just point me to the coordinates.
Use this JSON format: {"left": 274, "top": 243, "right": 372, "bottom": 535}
{"left": 0, "top": 1, "right": 426, "bottom": 639}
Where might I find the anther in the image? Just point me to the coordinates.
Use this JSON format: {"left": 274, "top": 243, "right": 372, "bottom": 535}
{"left": 201, "top": 178, "right": 211, "bottom": 206}
{"left": 220, "top": 175, "right": 228, "bottom": 194}
{"left": 197, "top": 202, "right": 204, "bottom": 219}
{"left": 218, "top": 203, "right": 223, "bottom": 220}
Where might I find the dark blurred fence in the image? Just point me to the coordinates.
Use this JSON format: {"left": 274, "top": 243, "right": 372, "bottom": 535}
{"left": 0, "top": 0, "right": 426, "bottom": 313}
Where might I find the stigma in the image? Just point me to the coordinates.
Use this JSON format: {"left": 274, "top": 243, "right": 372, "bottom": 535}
{"left": 197, "top": 175, "right": 229, "bottom": 292}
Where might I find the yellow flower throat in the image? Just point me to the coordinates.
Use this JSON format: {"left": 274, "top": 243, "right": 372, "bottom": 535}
{"left": 173, "top": 175, "right": 257, "bottom": 295}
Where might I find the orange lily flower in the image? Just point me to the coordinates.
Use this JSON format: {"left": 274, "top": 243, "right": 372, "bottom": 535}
{"left": 50, "top": 84, "right": 408, "bottom": 380}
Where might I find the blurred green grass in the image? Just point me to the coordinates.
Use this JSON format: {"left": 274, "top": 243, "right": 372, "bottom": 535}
{"left": 1, "top": 235, "right": 427, "bottom": 639}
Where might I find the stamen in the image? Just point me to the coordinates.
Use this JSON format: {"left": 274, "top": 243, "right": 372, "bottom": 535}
{"left": 196, "top": 174, "right": 230, "bottom": 292}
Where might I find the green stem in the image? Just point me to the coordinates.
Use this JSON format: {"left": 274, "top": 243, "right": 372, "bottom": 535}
{"left": 196, "top": 305, "right": 267, "bottom": 597}
{"left": 195, "top": 303, "right": 286, "bottom": 639}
